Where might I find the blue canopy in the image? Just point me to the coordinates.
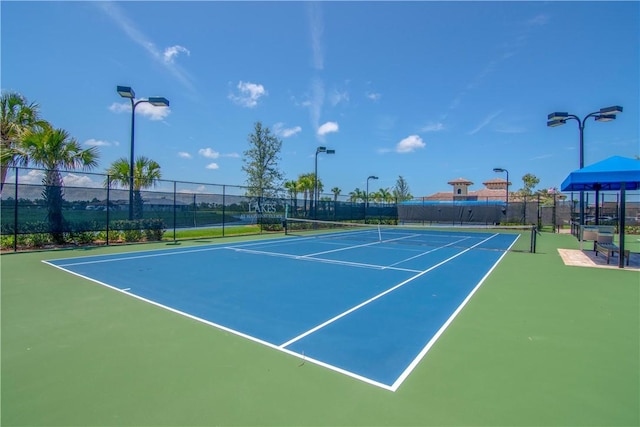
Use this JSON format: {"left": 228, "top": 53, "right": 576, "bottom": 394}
{"left": 561, "top": 156, "right": 640, "bottom": 191}
{"left": 560, "top": 155, "right": 639, "bottom": 268}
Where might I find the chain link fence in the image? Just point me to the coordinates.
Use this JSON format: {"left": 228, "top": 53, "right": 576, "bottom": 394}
{"left": 2, "top": 166, "right": 638, "bottom": 251}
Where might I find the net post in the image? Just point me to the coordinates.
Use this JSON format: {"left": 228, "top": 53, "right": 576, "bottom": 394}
{"left": 530, "top": 225, "right": 537, "bottom": 253}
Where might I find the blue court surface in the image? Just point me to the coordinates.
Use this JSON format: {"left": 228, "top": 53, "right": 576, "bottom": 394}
{"left": 44, "top": 227, "right": 519, "bottom": 391}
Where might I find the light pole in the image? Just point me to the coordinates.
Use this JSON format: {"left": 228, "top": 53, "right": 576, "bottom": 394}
{"left": 117, "top": 86, "right": 169, "bottom": 220}
{"left": 364, "top": 175, "right": 378, "bottom": 221}
{"left": 314, "top": 146, "right": 335, "bottom": 219}
{"left": 547, "top": 105, "right": 622, "bottom": 233}
{"left": 493, "top": 168, "right": 509, "bottom": 222}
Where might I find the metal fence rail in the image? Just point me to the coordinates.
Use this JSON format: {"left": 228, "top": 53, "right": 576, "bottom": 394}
{"left": 2, "top": 166, "right": 638, "bottom": 251}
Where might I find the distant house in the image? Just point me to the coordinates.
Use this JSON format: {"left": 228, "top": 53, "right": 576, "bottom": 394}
{"left": 420, "top": 177, "right": 510, "bottom": 202}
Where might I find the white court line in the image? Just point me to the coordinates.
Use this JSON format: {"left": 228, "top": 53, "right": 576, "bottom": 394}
{"left": 52, "top": 245, "right": 228, "bottom": 267}
{"left": 300, "top": 232, "right": 420, "bottom": 258}
{"left": 41, "top": 258, "right": 396, "bottom": 392}
{"left": 385, "top": 235, "right": 472, "bottom": 268}
{"left": 227, "top": 247, "right": 422, "bottom": 273}
{"left": 389, "top": 244, "right": 511, "bottom": 392}
{"left": 42, "top": 231, "right": 512, "bottom": 392}
{"left": 278, "top": 233, "right": 499, "bottom": 349}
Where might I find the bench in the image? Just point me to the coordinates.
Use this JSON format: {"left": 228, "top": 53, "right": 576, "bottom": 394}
{"left": 580, "top": 226, "right": 615, "bottom": 250}
{"left": 595, "top": 243, "right": 630, "bottom": 265}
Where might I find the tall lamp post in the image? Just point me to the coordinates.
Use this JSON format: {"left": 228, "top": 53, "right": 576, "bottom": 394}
{"left": 314, "top": 146, "right": 335, "bottom": 219}
{"left": 547, "top": 105, "right": 622, "bottom": 234}
{"left": 117, "top": 86, "right": 169, "bottom": 220}
{"left": 365, "top": 175, "right": 378, "bottom": 221}
{"left": 493, "top": 168, "right": 509, "bottom": 222}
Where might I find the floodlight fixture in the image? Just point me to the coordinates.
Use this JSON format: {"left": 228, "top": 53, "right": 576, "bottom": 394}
{"left": 599, "top": 105, "right": 623, "bottom": 115}
{"left": 148, "top": 97, "right": 170, "bottom": 107}
{"left": 547, "top": 119, "right": 566, "bottom": 127}
{"left": 117, "top": 85, "right": 135, "bottom": 99}
{"left": 595, "top": 114, "right": 616, "bottom": 122}
{"left": 547, "top": 112, "right": 569, "bottom": 121}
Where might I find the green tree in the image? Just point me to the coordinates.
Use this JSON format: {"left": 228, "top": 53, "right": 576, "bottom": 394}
{"left": 242, "top": 122, "right": 284, "bottom": 207}
{"left": 392, "top": 175, "right": 413, "bottom": 201}
{"left": 22, "top": 125, "right": 100, "bottom": 243}
{"left": 348, "top": 188, "right": 366, "bottom": 203}
{"left": 297, "top": 173, "right": 316, "bottom": 216}
{"left": 105, "top": 156, "right": 162, "bottom": 219}
{"left": 284, "top": 179, "right": 301, "bottom": 214}
{"left": 331, "top": 187, "right": 341, "bottom": 202}
{"left": 0, "top": 91, "right": 47, "bottom": 192}
{"left": 520, "top": 173, "right": 540, "bottom": 196}
{"left": 376, "top": 187, "right": 394, "bottom": 204}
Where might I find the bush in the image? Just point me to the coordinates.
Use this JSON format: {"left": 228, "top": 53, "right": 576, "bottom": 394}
{"left": 142, "top": 218, "right": 166, "bottom": 241}
{"left": 27, "top": 233, "right": 51, "bottom": 248}
{"left": 69, "top": 231, "right": 97, "bottom": 245}
{"left": 123, "top": 228, "right": 143, "bottom": 242}
{"left": 1, "top": 235, "right": 14, "bottom": 250}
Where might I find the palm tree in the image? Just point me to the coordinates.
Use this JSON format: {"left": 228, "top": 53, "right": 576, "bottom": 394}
{"left": 348, "top": 188, "right": 366, "bottom": 203}
{"left": 0, "top": 91, "right": 47, "bottom": 193}
{"left": 283, "top": 179, "right": 300, "bottom": 215}
{"left": 21, "top": 125, "right": 100, "bottom": 243}
{"left": 297, "top": 173, "right": 315, "bottom": 216}
{"left": 105, "top": 156, "right": 162, "bottom": 219}
{"left": 377, "top": 187, "right": 394, "bottom": 205}
{"left": 331, "top": 187, "right": 341, "bottom": 202}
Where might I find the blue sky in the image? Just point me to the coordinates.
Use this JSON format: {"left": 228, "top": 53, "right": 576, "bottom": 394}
{"left": 2, "top": 1, "right": 638, "bottom": 198}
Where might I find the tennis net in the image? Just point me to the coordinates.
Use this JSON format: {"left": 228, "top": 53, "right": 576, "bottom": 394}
{"left": 284, "top": 218, "right": 537, "bottom": 253}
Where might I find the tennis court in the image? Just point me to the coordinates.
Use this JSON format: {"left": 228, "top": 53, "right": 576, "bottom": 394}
{"left": 44, "top": 223, "right": 525, "bottom": 391}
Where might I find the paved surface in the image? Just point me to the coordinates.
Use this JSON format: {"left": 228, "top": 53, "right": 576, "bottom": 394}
{"left": 558, "top": 248, "right": 640, "bottom": 271}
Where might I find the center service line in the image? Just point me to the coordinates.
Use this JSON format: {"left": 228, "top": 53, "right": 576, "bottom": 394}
{"left": 278, "top": 233, "right": 499, "bottom": 349}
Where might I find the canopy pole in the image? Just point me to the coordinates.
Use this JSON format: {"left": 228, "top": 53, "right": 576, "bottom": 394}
{"left": 618, "top": 182, "right": 626, "bottom": 268}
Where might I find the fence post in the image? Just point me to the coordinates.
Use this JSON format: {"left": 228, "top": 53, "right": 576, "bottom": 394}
{"left": 13, "top": 167, "right": 18, "bottom": 252}
{"left": 106, "top": 176, "right": 110, "bottom": 245}
{"left": 173, "top": 181, "right": 177, "bottom": 242}
{"left": 222, "top": 185, "right": 226, "bottom": 237}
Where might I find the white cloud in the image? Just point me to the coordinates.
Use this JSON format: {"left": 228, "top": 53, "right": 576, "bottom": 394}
{"left": 421, "top": 122, "right": 445, "bottom": 133}
{"left": 198, "top": 148, "right": 220, "bottom": 159}
{"left": 307, "top": 2, "right": 324, "bottom": 71}
{"left": 527, "top": 14, "right": 549, "bottom": 27}
{"left": 136, "top": 102, "right": 170, "bottom": 121}
{"left": 308, "top": 77, "right": 325, "bottom": 132}
{"left": 273, "top": 122, "right": 302, "bottom": 138}
{"left": 85, "top": 138, "right": 115, "bottom": 147}
{"left": 396, "top": 135, "right": 425, "bottom": 153}
{"left": 96, "top": 2, "right": 195, "bottom": 92}
{"left": 228, "top": 81, "right": 267, "bottom": 108}
{"left": 366, "top": 92, "right": 381, "bottom": 101}
{"left": 329, "top": 89, "right": 349, "bottom": 106}
{"left": 63, "top": 173, "right": 103, "bottom": 188}
{"left": 206, "top": 163, "right": 219, "bottom": 170}
{"left": 109, "top": 101, "right": 170, "bottom": 121}
{"left": 178, "top": 152, "right": 192, "bottom": 159}
{"left": 317, "top": 121, "right": 339, "bottom": 136}
{"left": 16, "top": 169, "right": 44, "bottom": 184}
{"left": 164, "top": 45, "right": 190, "bottom": 64}
{"left": 223, "top": 152, "right": 240, "bottom": 158}
{"left": 468, "top": 111, "right": 502, "bottom": 135}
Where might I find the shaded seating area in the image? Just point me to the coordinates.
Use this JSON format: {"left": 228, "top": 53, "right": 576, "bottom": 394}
{"left": 561, "top": 156, "right": 640, "bottom": 269}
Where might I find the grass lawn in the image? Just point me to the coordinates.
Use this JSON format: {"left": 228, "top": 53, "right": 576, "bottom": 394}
{"left": 1, "top": 231, "right": 638, "bottom": 426}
